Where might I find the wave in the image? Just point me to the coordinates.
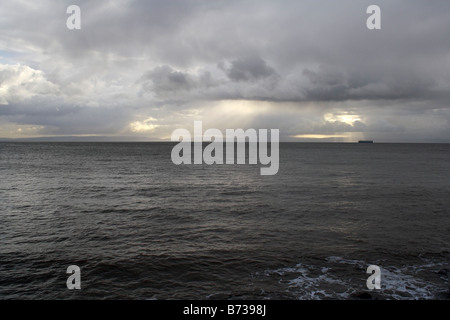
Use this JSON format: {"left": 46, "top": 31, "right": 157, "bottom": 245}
{"left": 261, "top": 255, "right": 449, "bottom": 300}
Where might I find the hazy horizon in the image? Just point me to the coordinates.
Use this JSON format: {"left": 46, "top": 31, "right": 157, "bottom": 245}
{"left": 1, "top": 136, "right": 449, "bottom": 143}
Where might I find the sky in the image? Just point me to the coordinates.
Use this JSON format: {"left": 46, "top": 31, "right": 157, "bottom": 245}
{"left": 0, "top": 0, "right": 449, "bottom": 142}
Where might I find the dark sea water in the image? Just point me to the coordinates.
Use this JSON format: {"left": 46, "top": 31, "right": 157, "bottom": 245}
{"left": 0, "top": 142, "right": 449, "bottom": 300}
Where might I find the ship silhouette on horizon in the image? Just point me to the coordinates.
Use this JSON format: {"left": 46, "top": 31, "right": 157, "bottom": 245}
{"left": 358, "top": 140, "right": 374, "bottom": 143}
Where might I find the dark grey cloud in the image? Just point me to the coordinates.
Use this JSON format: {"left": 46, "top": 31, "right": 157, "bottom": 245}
{"left": 300, "top": 66, "right": 445, "bottom": 102}
{"left": 219, "top": 56, "right": 278, "bottom": 82}
{"left": 142, "top": 66, "right": 195, "bottom": 92}
{"left": 0, "top": 0, "right": 449, "bottom": 141}
{"left": 1, "top": 100, "right": 136, "bottom": 136}
{"left": 137, "top": 56, "right": 281, "bottom": 101}
{"left": 138, "top": 65, "right": 218, "bottom": 99}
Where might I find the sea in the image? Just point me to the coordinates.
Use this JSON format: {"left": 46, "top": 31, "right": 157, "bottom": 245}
{"left": 0, "top": 142, "right": 449, "bottom": 300}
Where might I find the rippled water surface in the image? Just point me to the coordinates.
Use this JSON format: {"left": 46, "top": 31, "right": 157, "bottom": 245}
{"left": 0, "top": 142, "right": 449, "bottom": 299}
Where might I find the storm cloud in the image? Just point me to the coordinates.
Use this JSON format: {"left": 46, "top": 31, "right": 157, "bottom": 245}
{"left": 0, "top": 0, "right": 449, "bottom": 141}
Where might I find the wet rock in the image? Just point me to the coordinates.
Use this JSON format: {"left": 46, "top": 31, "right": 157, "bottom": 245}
{"left": 437, "top": 268, "right": 449, "bottom": 276}
{"left": 352, "top": 292, "right": 372, "bottom": 300}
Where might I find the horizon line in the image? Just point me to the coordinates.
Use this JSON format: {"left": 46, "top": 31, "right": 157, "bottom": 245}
{"left": 0, "top": 138, "right": 448, "bottom": 144}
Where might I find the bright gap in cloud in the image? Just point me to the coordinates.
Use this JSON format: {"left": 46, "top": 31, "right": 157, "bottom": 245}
{"left": 324, "top": 112, "right": 362, "bottom": 125}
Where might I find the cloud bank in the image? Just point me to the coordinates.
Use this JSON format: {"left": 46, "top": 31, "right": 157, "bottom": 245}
{"left": 0, "top": 0, "right": 449, "bottom": 142}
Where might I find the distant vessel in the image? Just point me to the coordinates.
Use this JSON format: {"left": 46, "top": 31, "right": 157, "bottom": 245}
{"left": 358, "top": 140, "right": 374, "bottom": 143}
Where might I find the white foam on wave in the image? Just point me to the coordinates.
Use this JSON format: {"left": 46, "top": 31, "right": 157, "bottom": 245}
{"left": 327, "top": 255, "right": 449, "bottom": 299}
{"left": 265, "top": 261, "right": 355, "bottom": 299}
{"left": 264, "top": 256, "right": 448, "bottom": 300}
